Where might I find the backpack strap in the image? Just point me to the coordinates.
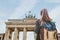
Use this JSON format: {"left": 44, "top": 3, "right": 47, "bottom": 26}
{"left": 47, "top": 30, "right": 48, "bottom": 39}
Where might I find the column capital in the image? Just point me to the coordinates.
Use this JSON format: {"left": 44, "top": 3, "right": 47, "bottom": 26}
{"left": 23, "top": 28, "right": 26, "bottom": 30}
{"left": 14, "top": 28, "right": 17, "bottom": 30}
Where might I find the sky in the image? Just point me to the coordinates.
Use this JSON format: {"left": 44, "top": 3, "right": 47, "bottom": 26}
{"left": 0, "top": 0, "right": 60, "bottom": 40}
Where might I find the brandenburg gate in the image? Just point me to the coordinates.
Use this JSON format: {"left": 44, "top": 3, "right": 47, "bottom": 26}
{"left": 4, "top": 15, "right": 37, "bottom": 40}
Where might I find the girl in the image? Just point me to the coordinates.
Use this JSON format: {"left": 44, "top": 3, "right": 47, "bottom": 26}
{"left": 34, "top": 9, "right": 58, "bottom": 40}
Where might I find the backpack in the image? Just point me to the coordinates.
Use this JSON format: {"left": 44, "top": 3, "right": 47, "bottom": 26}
{"left": 42, "top": 21, "right": 58, "bottom": 40}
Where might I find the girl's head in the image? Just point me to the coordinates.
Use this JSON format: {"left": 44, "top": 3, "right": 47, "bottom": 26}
{"left": 40, "top": 9, "right": 52, "bottom": 22}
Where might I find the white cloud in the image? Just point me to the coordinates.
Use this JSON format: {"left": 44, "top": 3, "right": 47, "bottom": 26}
{"left": 0, "top": 19, "right": 6, "bottom": 33}
{"left": 45, "top": 0, "right": 60, "bottom": 3}
{"left": 49, "top": 6, "right": 60, "bottom": 33}
{"left": 0, "top": 10, "right": 7, "bottom": 33}
{"left": 9, "top": 0, "right": 37, "bottom": 19}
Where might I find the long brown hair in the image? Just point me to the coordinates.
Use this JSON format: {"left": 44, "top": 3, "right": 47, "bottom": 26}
{"left": 40, "top": 9, "right": 52, "bottom": 23}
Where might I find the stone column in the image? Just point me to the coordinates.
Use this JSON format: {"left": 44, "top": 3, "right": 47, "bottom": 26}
{"left": 23, "top": 28, "right": 27, "bottom": 40}
{"left": 4, "top": 28, "right": 8, "bottom": 40}
{"left": 34, "top": 32, "right": 37, "bottom": 40}
{"left": 14, "top": 28, "right": 19, "bottom": 40}
{"left": 4, "top": 28, "right": 11, "bottom": 40}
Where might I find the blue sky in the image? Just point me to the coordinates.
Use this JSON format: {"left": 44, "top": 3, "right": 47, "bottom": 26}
{"left": 0, "top": 0, "right": 60, "bottom": 40}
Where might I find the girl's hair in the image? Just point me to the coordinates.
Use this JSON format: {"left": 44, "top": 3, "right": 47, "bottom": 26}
{"left": 40, "top": 9, "right": 52, "bottom": 22}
